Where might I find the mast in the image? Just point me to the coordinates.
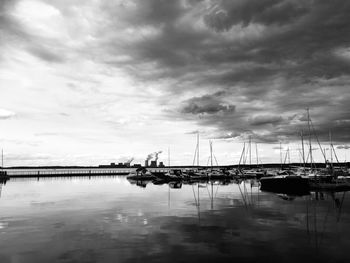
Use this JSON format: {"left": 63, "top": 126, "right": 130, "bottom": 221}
{"left": 280, "top": 142, "right": 282, "bottom": 170}
{"left": 288, "top": 147, "right": 290, "bottom": 165}
{"left": 211, "top": 181, "right": 214, "bottom": 210}
{"left": 307, "top": 108, "right": 313, "bottom": 170}
{"left": 255, "top": 142, "right": 259, "bottom": 167}
{"left": 168, "top": 147, "right": 170, "bottom": 167}
{"left": 210, "top": 140, "right": 213, "bottom": 169}
{"left": 301, "top": 131, "right": 306, "bottom": 171}
{"left": 249, "top": 136, "right": 252, "bottom": 167}
{"left": 329, "top": 131, "right": 333, "bottom": 175}
{"left": 197, "top": 132, "right": 200, "bottom": 166}
{"left": 192, "top": 132, "right": 200, "bottom": 167}
{"left": 238, "top": 142, "right": 245, "bottom": 169}
{"left": 1, "top": 149, "right": 3, "bottom": 170}
{"left": 243, "top": 142, "right": 247, "bottom": 165}
{"left": 330, "top": 131, "right": 333, "bottom": 165}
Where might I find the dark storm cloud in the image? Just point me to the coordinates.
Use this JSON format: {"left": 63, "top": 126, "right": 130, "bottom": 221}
{"left": 203, "top": 0, "right": 310, "bottom": 31}
{"left": 100, "top": 0, "right": 350, "bottom": 81}
{"left": 180, "top": 92, "right": 235, "bottom": 115}
{"left": 249, "top": 115, "right": 283, "bottom": 126}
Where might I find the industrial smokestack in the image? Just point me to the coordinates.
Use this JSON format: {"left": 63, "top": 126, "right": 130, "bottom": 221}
{"left": 145, "top": 153, "right": 154, "bottom": 167}
{"left": 154, "top": 151, "right": 162, "bottom": 167}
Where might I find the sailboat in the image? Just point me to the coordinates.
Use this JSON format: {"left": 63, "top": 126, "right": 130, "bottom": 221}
{"left": 206, "top": 140, "right": 232, "bottom": 180}
{"left": 260, "top": 171, "right": 310, "bottom": 195}
{"left": 240, "top": 138, "right": 267, "bottom": 179}
{"left": 260, "top": 140, "right": 309, "bottom": 195}
{"left": 303, "top": 110, "right": 350, "bottom": 192}
{"left": 260, "top": 112, "right": 311, "bottom": 195}
{"left": 183, "top": 132, "right": 210, "bottom": 181}
{"left": 127, "top": 167, "right": 156, "bottom": 180}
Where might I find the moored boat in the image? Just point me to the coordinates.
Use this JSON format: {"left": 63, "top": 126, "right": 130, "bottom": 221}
{"left": 126, "top": 168, "right": 156, "bottom": 180}
{"left": 260, "top": 170, "right": 310, "bottom": 195}
{"left": 156, "top": 169, "right": 184, "bottom": 181}
{"left": 309, "top": 176, "right": 350, "bottom": 192}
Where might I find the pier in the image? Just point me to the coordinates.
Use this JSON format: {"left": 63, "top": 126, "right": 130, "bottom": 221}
{"left": 3, "top": 168, "right": 133, "bottom": 178}
{"left": 2, "top": 167, "right": 177, "bottom": 178}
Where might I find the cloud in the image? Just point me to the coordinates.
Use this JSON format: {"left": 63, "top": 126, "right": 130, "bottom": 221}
{"left": 213, "top": 132, "right": 240, "bottom": 140}
{"left": 2, "top": 0, "right": 350, "bottom": 153}
{"left": 203, "top": 0, "right": 310, "bottom": 31}
{"left": 185, "top": 130, "right": 199, "bottom": 135}
{"left": 179, "top": 92, "right": 235, "bottom": 115}
{"left": 27, "top": 45, "right": 65, "bottom": 63}
{"left": 337, "top": 145, "right": 350, "bottom": 150}
{"left": 249, "top": 115, "right": 283, "bottom": 126}
{"left": 0, "top": 109, "right": 16, "bottom": 119}
{"left": 4, "top": 153, "right": 51, "bottom": 161}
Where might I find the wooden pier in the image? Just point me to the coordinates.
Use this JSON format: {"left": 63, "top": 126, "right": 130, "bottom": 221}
{"left": 4, "top": 168, "right": 133, "bottom": 178}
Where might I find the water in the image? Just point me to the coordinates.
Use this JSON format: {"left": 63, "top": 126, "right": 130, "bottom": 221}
{"left": 0, "top": 177, "right": 349, "bottom": 263}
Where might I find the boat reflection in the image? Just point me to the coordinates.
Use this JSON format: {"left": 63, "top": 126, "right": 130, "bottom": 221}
{"left": 126, "top": 179, "right": 152, "bottom": 188}
{"left": 304, "top": 190, "right": 348, "bottom": 251}
{"left": 169, "top": 181, "right": 182, "bottom": 189}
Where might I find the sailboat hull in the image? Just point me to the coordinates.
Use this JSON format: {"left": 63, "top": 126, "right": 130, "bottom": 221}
{"left": 260, "top": 176, "right": 310, "bottom": 195}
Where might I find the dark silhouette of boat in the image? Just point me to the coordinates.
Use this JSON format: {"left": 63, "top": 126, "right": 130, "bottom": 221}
{"left": 156, "top": 169, "right": 184, "bottom": 181}
{"left": 260, "top": 171, "right": 310, "bottom": 195}
{"left": 126, "top": 168, "right": 156, "bottom": 180}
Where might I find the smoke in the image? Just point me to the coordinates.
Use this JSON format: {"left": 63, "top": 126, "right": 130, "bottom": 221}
{"left": 145, "top": 151, "right": 162, "bottom": 161}
{"left": 146, "top": 153, "right": 154, "bottom": 161}
{"left": 127, "top": 157, "right": 134, "bottom": 164}
{"left": 154, "top": 151, "right": 162, "bottom": 161}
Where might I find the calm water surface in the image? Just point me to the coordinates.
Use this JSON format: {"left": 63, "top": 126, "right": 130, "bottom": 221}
{"left": 0, "top": 177, "right": 349, "bottom": 263}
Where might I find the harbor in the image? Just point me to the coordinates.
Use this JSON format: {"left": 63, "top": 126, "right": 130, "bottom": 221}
{"left": 2, "top": 162, "right": 350, "bottom": 195}
{"left": 1, "top": 0, "right": 350, "bottom": 262}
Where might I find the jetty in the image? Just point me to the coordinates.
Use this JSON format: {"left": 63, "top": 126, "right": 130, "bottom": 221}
{"left": 3, "top": 168, "right": 132, "bottom": 178}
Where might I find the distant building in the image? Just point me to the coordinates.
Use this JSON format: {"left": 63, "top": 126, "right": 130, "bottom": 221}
{"left": 99, "top": 162, "right": 127, "bottom": 168}
{"left": 150, "top": 160, "right": 157, "bottom": 168}
{"left": 132, "top": 164, "right": 142, "bottom": 168}
{"left": 158, "top": 162, "right": 165, "bottom": 168}
{"left": 145, "top": 160, "right": 149, "bottom": 167}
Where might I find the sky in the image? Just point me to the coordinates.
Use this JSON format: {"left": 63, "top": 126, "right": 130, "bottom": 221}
{"left": 1, "top": 0, "right": 350, "bottom": 166}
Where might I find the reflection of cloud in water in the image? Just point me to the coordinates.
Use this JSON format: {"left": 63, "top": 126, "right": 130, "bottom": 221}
{"left": 0, "top": 221, "right": 8, "bottom": 229}
{"left": 0, "top": 178, "right": 349, "bottom": 262}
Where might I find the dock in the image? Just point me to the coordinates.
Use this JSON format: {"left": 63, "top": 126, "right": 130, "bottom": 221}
{"left": 3, "top": 168, "right": 133, "bottom": 178}
{"left": 2, "top": 167, "right": 174, "bottom": 178}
